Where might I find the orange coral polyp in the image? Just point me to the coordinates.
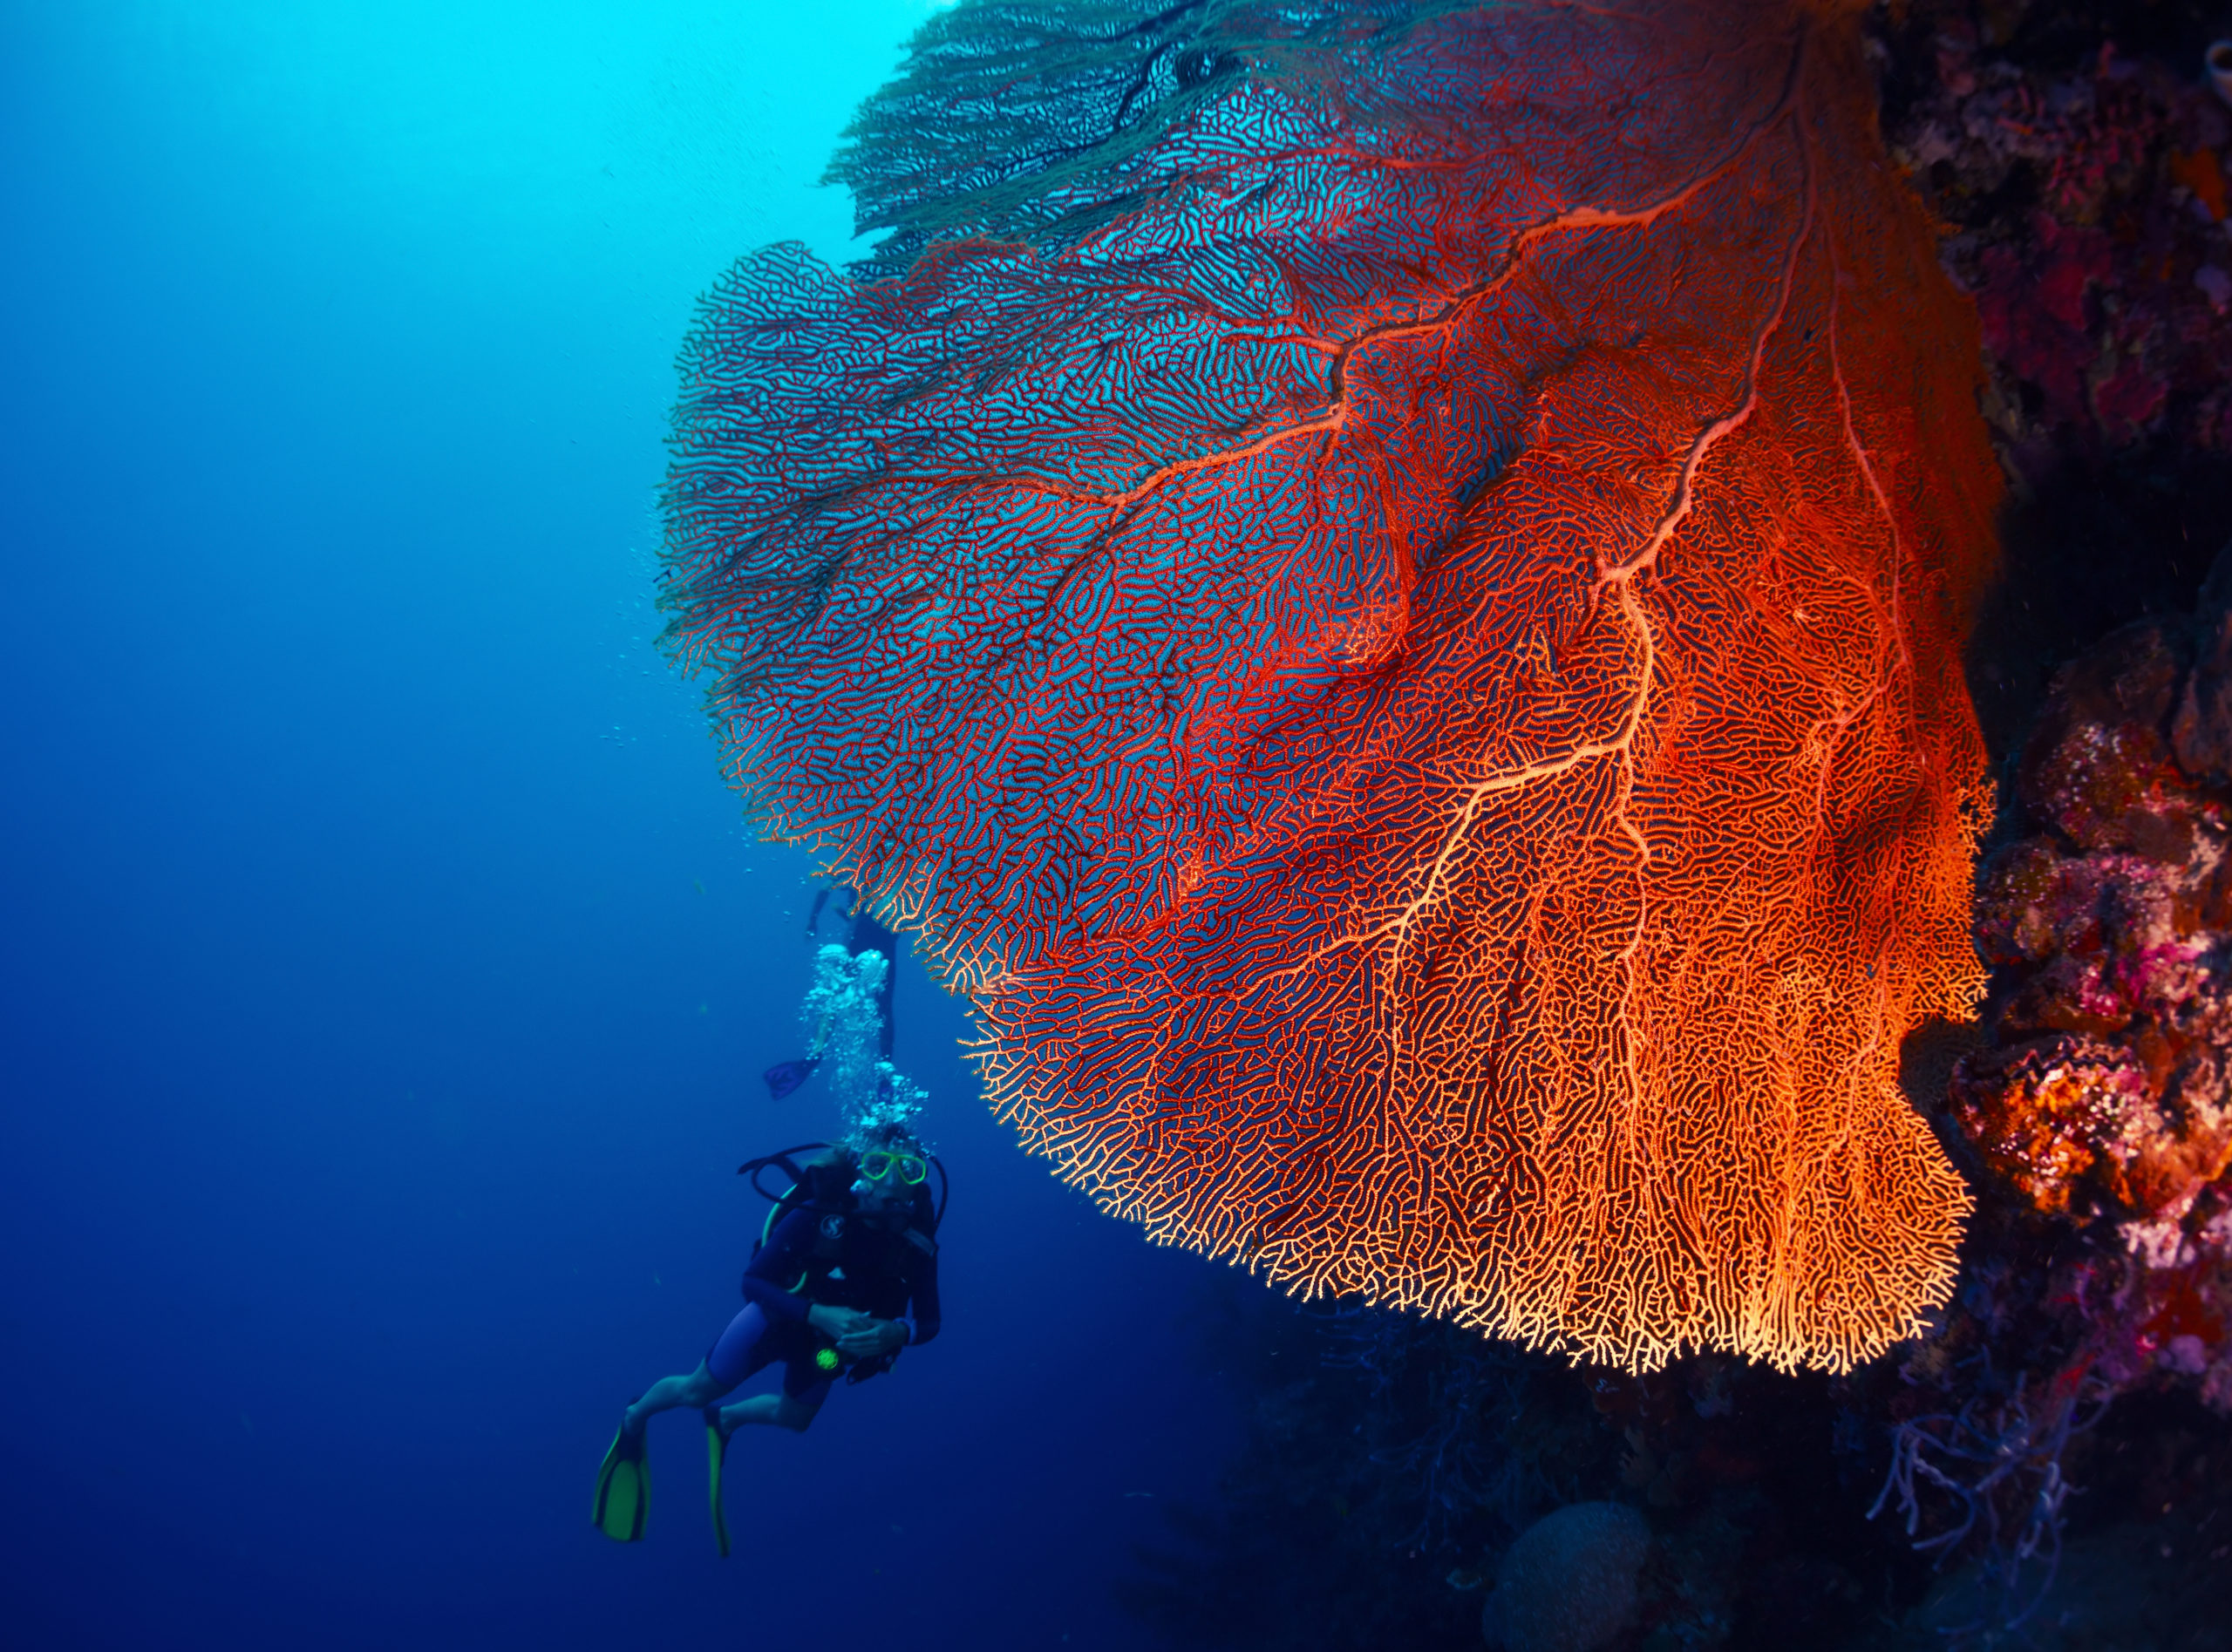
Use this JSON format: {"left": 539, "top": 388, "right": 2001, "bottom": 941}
{"left": 662, "top": 0, "right": 1999, "bottom": 1372}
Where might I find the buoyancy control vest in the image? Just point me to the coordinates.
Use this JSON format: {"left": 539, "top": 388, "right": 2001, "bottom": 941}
{"left": 735, "top": 1142, "right": 944, "bottom": 1383}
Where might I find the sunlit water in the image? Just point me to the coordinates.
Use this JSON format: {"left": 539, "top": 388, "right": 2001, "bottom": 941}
{"left": 0, "top": 5, "right": 1238, "bottom": 1646}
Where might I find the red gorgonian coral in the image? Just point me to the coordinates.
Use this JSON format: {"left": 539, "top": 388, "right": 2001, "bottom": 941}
{"left": 660, "top": 0, "right": 2002, "bottom": 1370}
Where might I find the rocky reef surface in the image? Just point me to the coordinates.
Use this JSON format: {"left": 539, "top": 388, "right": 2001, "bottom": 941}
{"left": 1854, "top": 567, "right": 2232, "bottom": 1649}
{"left": 1875, "top": 0, "right": 2232, "bottom": 756}
{"left": 1952, "top": 586, "right": 2232, "bottom": 1417}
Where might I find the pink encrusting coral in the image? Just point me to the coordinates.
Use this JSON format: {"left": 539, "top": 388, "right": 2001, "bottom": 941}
{"left": 1951, "top": 568, "right": 2232, "bottom": 1413}
{"left": 1883, "top": 16, "right": 2232, "bottom": 473}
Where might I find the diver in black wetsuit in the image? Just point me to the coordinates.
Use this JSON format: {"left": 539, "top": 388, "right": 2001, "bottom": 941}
{"left": 593, "top": 906, "right": 940, "bottom": 1550}
{"left": 614, "top": 1126, "right": 939, "bottom": 1435}
{"left": 593, "top": 1126, "right": 940, "bottom": 1549}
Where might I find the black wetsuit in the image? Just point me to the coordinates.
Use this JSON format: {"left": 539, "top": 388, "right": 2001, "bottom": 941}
{"left": 707, "top": 1202, "right": 940, "bottom": 1398}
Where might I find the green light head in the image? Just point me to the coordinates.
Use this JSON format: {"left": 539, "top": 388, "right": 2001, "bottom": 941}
{"left": 815, "top": 1347, "right": 840, "bottom": 1372}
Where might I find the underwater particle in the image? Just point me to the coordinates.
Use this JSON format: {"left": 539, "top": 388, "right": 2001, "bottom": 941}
{"left": 1480, "top": 1501, "right": 1650, "bottom": 1652}
{"left": 660, "top": 0, "right": 1999, "bottom": 1371}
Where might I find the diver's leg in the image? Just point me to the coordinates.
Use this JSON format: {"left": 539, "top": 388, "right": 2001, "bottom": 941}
{"left": 621, "top": 1362, "right": 731, "bottom": 1436}
{"left": 621, "top": 1305, "right": 768, "bottom": 1436}
{"left": 706, "top": 1390, "right": 821, "bottom": 1434}
{"left": 709, "top": 1368, "right": 830, "bottom": 1439}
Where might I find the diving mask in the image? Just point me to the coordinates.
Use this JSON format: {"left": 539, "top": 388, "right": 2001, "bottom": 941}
{"left": 858, "top": 1149, "right": 928, "bottom": 1186}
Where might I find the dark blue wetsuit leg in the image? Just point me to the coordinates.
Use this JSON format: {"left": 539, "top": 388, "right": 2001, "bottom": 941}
{"left": 707, "top": 1302, "right": 773, "bottom": 1389}
{"left": 706, "top": 1303, "right": 834, "bottom": 1407}
{"left": 779, "top": 1360, "right": 834, "bottom": 1406}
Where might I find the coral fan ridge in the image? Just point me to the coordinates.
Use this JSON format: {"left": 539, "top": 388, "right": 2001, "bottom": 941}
{"left": 663, "top": 0, "right": 2000, "bottom": 1372}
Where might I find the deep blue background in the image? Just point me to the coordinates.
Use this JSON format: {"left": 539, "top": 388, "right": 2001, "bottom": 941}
{"left": 0, "top": 4, "right": 1237, "bottom": 1645}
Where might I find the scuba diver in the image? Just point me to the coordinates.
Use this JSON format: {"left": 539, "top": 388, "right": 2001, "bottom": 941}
{"left": 592, "top": 1125, "right": 942, "bottom": 1553}
{"left": 593, "top": 905, "right": 943, "bottom": 1554}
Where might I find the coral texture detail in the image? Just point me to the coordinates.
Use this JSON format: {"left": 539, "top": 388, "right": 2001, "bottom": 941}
{"left": 1952, "top": 579, "right": 2232, "bottom": 1414}
{"left": 1888, "top": 25, "right": 2232, "bottom": 479}
{"left": 660, "top": 0, "right": 2000, "bottom": 1370}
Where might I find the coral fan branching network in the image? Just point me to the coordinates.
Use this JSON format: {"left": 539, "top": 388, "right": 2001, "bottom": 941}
{"left": 659, "top": 0, "right": 2004, "bottom": 1370}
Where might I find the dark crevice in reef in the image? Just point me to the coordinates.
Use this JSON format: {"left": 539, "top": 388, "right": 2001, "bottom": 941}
{"left": 1969, "top": 453, "right": 2232, "bottom": 770}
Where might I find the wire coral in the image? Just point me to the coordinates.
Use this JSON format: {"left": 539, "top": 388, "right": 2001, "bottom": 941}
{"left": 1868, "top": 1356, "right": 2115, "bottom": 1634}
{"left": 659, "top": 0, "right": 2003, "bottom": 1371}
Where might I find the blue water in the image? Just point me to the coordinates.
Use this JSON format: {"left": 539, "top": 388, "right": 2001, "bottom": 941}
{"left": 0, "top": 5, "right": 1235, "bottom": 1644}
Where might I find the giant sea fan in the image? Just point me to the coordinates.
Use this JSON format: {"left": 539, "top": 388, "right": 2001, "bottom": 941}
{"left": 659, "top": 0, "right": 2002, "bottom": 1371}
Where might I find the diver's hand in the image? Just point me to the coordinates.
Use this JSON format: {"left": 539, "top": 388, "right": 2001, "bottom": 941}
{"left": 835, "top": 1317, "right": 908, "bottom": 1358}
{"left": 807, "top": 1304, "right": 871, "bottom": 1341}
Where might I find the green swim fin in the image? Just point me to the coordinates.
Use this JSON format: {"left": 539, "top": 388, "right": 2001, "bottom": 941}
{"left": 593, "top": 1425, "right": 649, "bottom": 1542}
{"left": 704, "top": 1413, "right": 731, "bottom": 1559}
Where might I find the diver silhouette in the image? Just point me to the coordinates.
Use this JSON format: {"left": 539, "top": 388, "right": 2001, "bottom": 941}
{"left": 593, "top": 908, "right": 943, "bottom": 1554}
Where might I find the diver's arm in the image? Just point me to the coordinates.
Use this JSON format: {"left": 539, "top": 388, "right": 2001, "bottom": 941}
{"left": 834, "top": 1315, "right": 907, "bottom": 1356}
{"left": 738, "top": 1209, "right": 820, "bottom": 1325}
{"left": 738, "top": 1275, "right": 812, "bottom": 1324}
{"left": 815, "top": 1303, "right": 874, "bottom": 1343}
